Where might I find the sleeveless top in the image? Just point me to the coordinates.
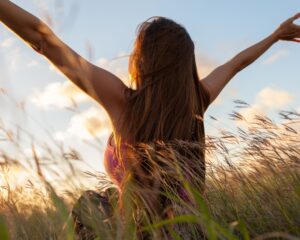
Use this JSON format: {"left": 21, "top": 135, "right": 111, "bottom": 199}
{"left": 103, "top": 133, "right": 191, "bottom": 201}
{"left": 103, "top": 133, "right": 127, "bottom": 187}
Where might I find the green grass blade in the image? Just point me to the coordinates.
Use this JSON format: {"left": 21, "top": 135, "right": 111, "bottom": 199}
{"left": 0, "top": 215, "right": 9, "bottom": 240}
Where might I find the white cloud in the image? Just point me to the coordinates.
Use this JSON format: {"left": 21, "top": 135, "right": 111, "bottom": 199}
{"left": 54, "top": 107, "right": 111, "bottom": 141}
{"left": 237, "top": 87, "right": 293, "bottom": 125}
{"left": 239, "top": 104, "right": 266, "bottom": 122}
{"left": 31, "top": 53, "right": 129, "bottom": 110}
{"left": 31, "top": 81, "right": 91, "bottom": 110}
{"left": 255, "top": 87, "right": 293, "bottom": 110}
{"left": 68, "top": 107, "right": 110, "bottom": 139}
{"left": 262, "top": 49, "right": 289, "bottom": 65}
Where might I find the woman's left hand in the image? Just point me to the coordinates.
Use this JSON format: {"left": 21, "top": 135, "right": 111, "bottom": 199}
{"left": 273, "top": 12, "right": 300, "bottom": 42}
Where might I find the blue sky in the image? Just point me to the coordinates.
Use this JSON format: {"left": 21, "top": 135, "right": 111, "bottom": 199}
{"left": 0, "top": 0, "right": 299, "bottom": 185}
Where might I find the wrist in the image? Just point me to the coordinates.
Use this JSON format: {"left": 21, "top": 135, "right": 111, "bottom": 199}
{"left": 270, "top": 31, "right": 280, "bottom": 43}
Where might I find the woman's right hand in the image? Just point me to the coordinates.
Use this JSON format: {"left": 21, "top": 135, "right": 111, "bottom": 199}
{"left": 273, "top": 12, "right": 300, "bottom": 42}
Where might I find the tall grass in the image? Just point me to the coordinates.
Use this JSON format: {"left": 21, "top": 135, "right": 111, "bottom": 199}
{"left": 0, "top": 101, "right": 300, "bottom": 239}
{"left": 1, "top": 1, "right": 299, "bottom": 237}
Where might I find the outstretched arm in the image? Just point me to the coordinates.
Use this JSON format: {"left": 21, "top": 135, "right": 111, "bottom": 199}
{"left": 0, "top": 0, "right": 127, "bottom": 121}
{"left": 202, "top": 13, "right": 300, "bottom": 104}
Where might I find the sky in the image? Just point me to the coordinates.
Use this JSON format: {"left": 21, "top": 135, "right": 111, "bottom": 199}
{"left": 0, "top": 0, "right": 299, "bottom": 186}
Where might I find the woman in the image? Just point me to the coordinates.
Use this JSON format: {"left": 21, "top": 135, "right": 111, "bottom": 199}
{"left": 1, "top": 1, "right": 300, "bottom": 239}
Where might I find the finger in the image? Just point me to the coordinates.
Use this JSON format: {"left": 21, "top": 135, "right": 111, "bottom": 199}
{"left": 288, "top": 38, "right": 300, "bottom": 43}
{"left": 286, "top": 12, "right": 300, "bottom": 24}
{"left": 291, "top": 12, "right": 300, "bottom": 22}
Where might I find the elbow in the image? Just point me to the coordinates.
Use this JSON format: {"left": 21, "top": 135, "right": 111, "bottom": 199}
{"left": 34, "top": 20, "right": 53, "bottom": 39}
{"left": 30, "top": 21, "right": 53, "bottom": 55}
{"left": 230, "top": 55, "right": 249, "bottom": 73}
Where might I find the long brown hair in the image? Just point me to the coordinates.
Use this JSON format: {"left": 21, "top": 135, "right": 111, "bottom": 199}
{"left": 118, "top": 16, "right": 210, "bottom": 141}
{"left": 115, "top": 16, "right": 210, "bottom": 191}
{"left": 115, "top": 17, "right": 209, "bottom": 232}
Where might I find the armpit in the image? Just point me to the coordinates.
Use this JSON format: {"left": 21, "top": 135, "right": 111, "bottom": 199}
{"left": 199, "top": 81, "right": 211, "bottom": 112}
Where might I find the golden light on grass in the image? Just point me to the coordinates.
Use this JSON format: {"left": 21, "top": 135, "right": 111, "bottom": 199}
{"left": 1, "top": 92, "right": 300, "bottom": 239}
{"left": 0, "top": 164, "right": 44, "bottom": 195}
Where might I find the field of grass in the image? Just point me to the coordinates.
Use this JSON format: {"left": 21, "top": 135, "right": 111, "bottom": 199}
{"left": 1, "top": 104, "right": 300, "bottom": 239}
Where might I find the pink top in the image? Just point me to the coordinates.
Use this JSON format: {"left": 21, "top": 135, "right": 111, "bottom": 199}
{"left": 104, "top": 133, "right": 191, "bottom": 202}
{"left": 103, "top": 133, "right": 128, "bottom": 187}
